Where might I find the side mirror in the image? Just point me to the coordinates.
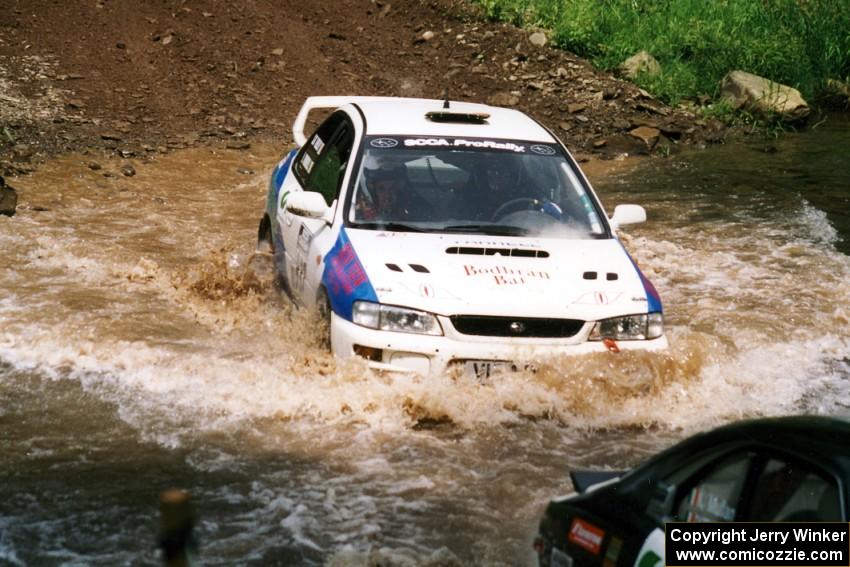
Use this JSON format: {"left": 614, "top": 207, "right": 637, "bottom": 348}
{"left": 610, "top": 204, "right": 647, "bottom": 228}
{"left": 285, "top": 191, "right": 331, "bottom": 222}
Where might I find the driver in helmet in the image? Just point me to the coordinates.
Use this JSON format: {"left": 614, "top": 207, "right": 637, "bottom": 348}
{"left": 476, "top": 157, "right": 560, "bottom": 221}
{"left": 356, "top": 163, "right": 411, "bottom": 221}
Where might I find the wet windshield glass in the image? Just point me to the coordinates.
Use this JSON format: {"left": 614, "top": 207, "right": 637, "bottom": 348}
{"left": 346, "top": 136, "right": 607, "bottom": 238}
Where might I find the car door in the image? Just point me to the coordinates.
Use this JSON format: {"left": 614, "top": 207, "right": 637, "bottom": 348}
{"left": 634, "top": 447, "right": 846, "bottom": 567}
{"left": 672, "top": 449, "right": 844, "bottom": 523}
{"left": 743, "top": 455, "right": 843, "bottom": 521}
{"left": 279, "top": 111, "right": 355, "bottom": 303}
{"left": 632, "top": 450, "right": 755, "bottom": 567}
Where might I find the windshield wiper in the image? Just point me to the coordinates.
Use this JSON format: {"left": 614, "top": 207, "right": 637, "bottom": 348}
{"left": 442, "top": 224, "right": 531, "bottom": 236}
{"left": 353, "top": 221, "right": 429, "bottom": 233}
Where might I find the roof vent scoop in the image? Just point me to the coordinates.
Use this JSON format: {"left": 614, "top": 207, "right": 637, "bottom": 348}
{"left": 425, "top": 110, "right": 490, "bottom": 124}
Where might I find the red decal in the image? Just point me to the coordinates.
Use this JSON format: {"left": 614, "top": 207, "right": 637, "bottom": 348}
{"left": 420, "top": 284, "right": 434, "bottom": 298}
{"left": 329, "top": 242, "right": 368, "bottom": 294}
{"left": 463, "top": 264, "right": 550, "bottom": 285}
{"left": 346, "top": 261, "right": 367, "bottom": 288}
{"left": 568, "top": 518, "right": 605, "bottom": 555}
{"left": 603, "top": 338, "right": 620, "bottom": 353}
{"left": 595, "top": 291, "right": 608, "bottom": 304}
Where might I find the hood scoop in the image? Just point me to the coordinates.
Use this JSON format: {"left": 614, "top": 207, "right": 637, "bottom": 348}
{"left": 446, "top": 246, "right": 549, "bottom": 258}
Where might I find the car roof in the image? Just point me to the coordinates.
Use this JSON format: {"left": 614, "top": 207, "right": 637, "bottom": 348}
{"left": 354, "top": 97, "right": 555, "bottom": 141}
{"left": 647, "top": 415, "right": 850, "bottom": 476}
{"left": 291, "top": 96, "right": 556, "bottom": 146}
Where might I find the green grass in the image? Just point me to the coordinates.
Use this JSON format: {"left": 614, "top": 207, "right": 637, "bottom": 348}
{"left": 474, "top": 0, "right": 850, "bottom": 107}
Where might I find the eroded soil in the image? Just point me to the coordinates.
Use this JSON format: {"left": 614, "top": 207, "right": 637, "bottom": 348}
{"left": 0, "top": 0, "right": 736, "bottom": 177}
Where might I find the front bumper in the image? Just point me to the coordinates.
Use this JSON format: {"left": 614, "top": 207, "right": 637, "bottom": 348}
{"left": 330, "top": 312, "right": 669, "bottom": 376}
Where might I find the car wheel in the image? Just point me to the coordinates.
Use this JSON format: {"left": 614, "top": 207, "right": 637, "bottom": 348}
{"left": 256, "top": 215, "right": 272, "bottom": 254}
{"left": 260, "top": 216, "right": 294, "bottom": 299}
{"left": 316, "top": 287, "right": 332, "bottom": 350}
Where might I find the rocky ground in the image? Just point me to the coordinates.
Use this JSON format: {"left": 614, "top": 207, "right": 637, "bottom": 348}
{"left": 0, "top": 0, "right": 736, "bottom": 177}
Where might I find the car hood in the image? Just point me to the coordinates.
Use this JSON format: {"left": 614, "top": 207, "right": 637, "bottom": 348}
{"left": 347, "top": 229, "right": 658, "bottom": 320}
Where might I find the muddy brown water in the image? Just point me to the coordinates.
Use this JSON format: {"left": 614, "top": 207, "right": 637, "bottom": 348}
{"left": 1, "top": 115, "right": 849, "bottom": 565}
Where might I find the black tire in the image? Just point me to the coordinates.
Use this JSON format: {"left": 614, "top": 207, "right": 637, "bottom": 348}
{"left": 261, "top": 215, "right": 295, "bottom": 299}
{"left": 316, "top": 287, "right": 332, "bottom": 350}
{"left": 256, "top": 215, "right": 272, "bottom": 254}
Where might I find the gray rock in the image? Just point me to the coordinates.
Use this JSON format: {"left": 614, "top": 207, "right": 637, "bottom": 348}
{"left": 1, "top": 177, "right": 18, "bottom": 216}
{"left": 121, "top": 164, "right": 136, "bottom": 177}
{"left": 487, "top": 92, "right": 520, "bottom": 107}
{"left": 619, "top": 51, "right": 661, "bottom": 79}
{"left": 823, "top": 79, "right": 850, "bottom": 109}
{"left": 529, "top": 31, "right": 547, "bottom": 47}
{"left": 598, "top": 133, "right": 652, "bottom": 157}
{"left": 629, "top": 126, "right": 661, "bottom": 148}
{"left": 720, "top": 70, "right": 809, "bottom": 122}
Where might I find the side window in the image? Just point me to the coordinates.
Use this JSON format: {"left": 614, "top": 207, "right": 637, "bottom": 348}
{"left": 747, "top": 458, "right": 841, "bottom": 521}
{"left": 675, "top": 452, "right": 752, "bottom": 522}
{"left": 294, "top": 112, "right": 354, "bottom": 206}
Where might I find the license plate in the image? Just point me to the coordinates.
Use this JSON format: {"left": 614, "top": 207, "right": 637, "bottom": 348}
{"left": 464, "top": 360, "right": 536, "bottom": 380}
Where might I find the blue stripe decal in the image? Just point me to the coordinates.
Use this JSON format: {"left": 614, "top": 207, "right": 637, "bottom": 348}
{"left": 619, "top": 241, "right": 663, "bottom": 313}
{"left": 267, "top": 148, "right": 298, "bottom": 216}
{"left": 321, "top": 228, "right": 378, "bottom": 321}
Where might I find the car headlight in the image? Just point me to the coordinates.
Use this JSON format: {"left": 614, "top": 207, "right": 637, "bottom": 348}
{"left": 352, "top": 301, "right": 443, "bottom": 336}
{"left": 589, "top": 312, "right": 663, "bottom": 341}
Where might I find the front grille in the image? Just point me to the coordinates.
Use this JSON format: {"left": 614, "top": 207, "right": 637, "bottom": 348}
{"left": 449, "top": 315, "right": 585, "bottom": 338}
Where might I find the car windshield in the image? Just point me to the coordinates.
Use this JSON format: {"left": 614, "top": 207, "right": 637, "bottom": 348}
{"left": 346, "top": 136, "right": 608, "bottom": 239}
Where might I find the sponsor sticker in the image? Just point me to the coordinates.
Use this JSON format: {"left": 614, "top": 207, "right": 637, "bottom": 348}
{"left": 568, "top": 518, "right": 605, "bottom": 555}
{"left": 291, "top": 225, "right": 313, "bottom": 294}
{"left": 301, "top": 152, "right": 314, "bottom": 174}
{"left": 370, "top": 137, "right": 398, "bottom": 148}
{"left": 530, "top": 144, "right": 557, "bottom": 155}
{"left": 321, "top": 229, "right": 378, "bottom": 321}
{"left": 573, "top": 292, "right": 623, "bottom": 306}
{"left": 603, "top": 536, "right": 623, "bottom": 567}
{"left": 402, "top": 137, "right": 526, "bottom": 153}
{"left": 463, "top": 264, "right": 551, "bottom": 286}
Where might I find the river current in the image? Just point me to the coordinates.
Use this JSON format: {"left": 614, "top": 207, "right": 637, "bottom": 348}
{"left": 1, "top": 115, "right": 849, "bottom": 565}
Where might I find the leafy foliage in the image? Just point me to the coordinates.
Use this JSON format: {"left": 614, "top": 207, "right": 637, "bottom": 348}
{"left": 475, "top": 0, "right": 850, "bottom": 105}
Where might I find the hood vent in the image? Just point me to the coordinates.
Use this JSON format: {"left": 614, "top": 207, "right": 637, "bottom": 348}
{"left": 446, "top": 246, "right": 549, "bottom": 258}
{"left": 584, "top": 271, "right": 619, "bottom": 281}
{"left": 385, "top": 263, "right": 431, "bottom": 273}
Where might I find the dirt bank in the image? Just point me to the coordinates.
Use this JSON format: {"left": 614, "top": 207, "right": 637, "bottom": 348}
{"left": 0, "top": 0, "right": 734, "bottom": 176}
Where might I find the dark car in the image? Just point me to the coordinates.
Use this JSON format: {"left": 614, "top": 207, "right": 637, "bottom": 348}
{"left": 534, "top": 416, "right": 850, "bottom": 567}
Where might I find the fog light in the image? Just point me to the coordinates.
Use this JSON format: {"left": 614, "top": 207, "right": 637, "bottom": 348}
{"left": 353, "top": 345, "right": 382, "bottom": 361}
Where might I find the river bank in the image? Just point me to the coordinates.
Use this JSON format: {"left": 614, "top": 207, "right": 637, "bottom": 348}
{"left": 0, "top": 0, "right": 739, "bottom": 178}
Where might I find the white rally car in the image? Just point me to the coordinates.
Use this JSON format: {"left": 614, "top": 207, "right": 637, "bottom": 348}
{"left": 258, "top": 96, "right": 666, "bottom": 377}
